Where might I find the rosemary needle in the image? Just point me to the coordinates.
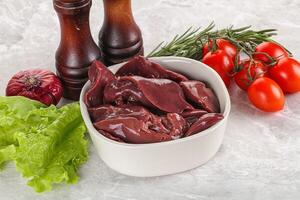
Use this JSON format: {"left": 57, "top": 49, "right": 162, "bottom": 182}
{"left": 147, "top": 22, "right": 290, "bottom": 59}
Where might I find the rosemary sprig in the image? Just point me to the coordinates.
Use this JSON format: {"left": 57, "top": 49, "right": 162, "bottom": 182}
{"left": 147, "top": 22, "right": 290, "bottom": 60}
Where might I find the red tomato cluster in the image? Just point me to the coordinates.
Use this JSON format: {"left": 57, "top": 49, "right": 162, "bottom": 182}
{"left": 202, "top": 40, "right": 300, "bottom": 112}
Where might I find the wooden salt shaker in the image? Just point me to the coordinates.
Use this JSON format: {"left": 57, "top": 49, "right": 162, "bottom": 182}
{"left": 99, "top": 0, "right": 144, "bottom": 66}
{"left": 54, "top": 0, "right": 102, "bottom": 100}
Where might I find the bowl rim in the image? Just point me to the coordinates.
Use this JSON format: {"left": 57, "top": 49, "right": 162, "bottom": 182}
{"left": 80, "top": 56, "right": 231, "bottom": 149}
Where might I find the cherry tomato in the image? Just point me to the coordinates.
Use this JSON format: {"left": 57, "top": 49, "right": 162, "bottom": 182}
{"left": 234, "top": 59, "right": 268, "bottom": 90}
{"left": 202, "top": 39, "right": 238, "bottom": 60}
{"left": 253, "top": 42, "right": 289, "bottom": 63}
{"left": 247, "top": 77, "right": 285, "bottom": 112}
{"left": 269, "top": 57, "right": 300, "bottom": 93}
{"left": 202, "top": 50, "right": 234, "bottom": 87}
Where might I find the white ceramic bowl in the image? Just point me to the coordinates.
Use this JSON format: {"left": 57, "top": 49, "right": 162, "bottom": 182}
{"left": 80, "top": 56, "right": 231, "bottom": 177}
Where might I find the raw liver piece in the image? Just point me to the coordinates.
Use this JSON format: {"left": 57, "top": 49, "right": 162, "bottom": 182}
{"left": 161, "top": 113, "right": 188, "bottom": 139}
{"left": 104, "top": 76, "right": 193, "bottom": 113}
{"left": 185, "top": 113, "right": 224, "bottom": 136}
{"left": 88, "top": 105, "right": 151, "bottom": 122}
{"left": 100, "top": 130, "right": 125, "bottom": 143}
{"left": 116, "top": 56, "right": 188, "bottom": 82}
{"left": 94, "top": 117, "right": 173, "bottom": 144}
{"left": 181, "top": 109, "right": 208, "bottom": 118}
{"left": 180, "top": 81, "right": 220, "bottom": 113}
{"left": 93, "top": 106, "right": 187, "bottom": 144}
{"left": 84, "top": 60, "right": 116, "bottom": 108}
{"left": 103, "top": 78, "right": 154, "bottom": 107}
{"left": 94, "top": 113, "right": 187, "bottom": 144}
{"left": 181, "top": 109, "right": 208, "bottom": 125}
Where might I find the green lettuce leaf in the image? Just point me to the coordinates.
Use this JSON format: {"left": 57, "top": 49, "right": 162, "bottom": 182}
{"left": 0, "top": 145, "right": 16, "bottom": 169}
{"left": 0, "top": 96, "right": 88, "bottom": 192}
{"left": 0, "top": 96, "right": 45, "bottom": 165}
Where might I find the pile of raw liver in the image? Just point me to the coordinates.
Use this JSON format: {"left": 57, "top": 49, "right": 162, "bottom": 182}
{"left": 84, "top": 56, "right": 223, "bottom": 144}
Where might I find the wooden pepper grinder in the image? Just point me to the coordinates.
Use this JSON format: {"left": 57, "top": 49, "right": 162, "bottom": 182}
{"left": 54, "top": 0, "right": 102, "bottom": 100}
{"left": 99, "top": 0, "right": 144, "bottom": 66}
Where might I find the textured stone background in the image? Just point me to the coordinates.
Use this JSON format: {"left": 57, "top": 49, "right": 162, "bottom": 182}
{"left": 0, "top": 0, "right": 300, "bottom": 199}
